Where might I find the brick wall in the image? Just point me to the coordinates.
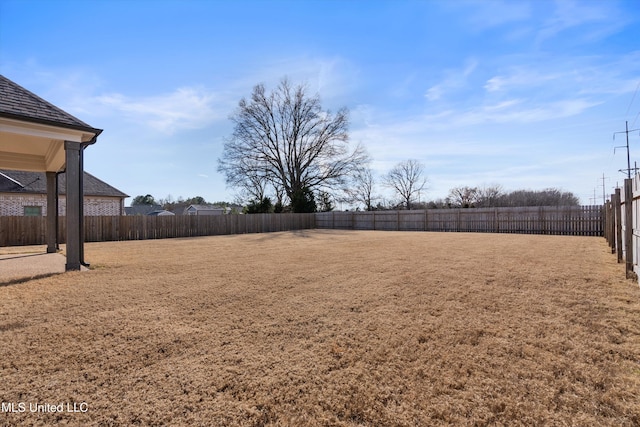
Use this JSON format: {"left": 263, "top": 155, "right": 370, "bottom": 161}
{"left": 0, "top": 194, "right": 46, "bottom": 216}
{"left": 0, "top": 193, "right": 124, "bottom": 216}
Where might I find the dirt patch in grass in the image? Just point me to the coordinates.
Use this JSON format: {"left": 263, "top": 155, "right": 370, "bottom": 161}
{"left": 1, "top": 230, "right": 639, "bottom": 426}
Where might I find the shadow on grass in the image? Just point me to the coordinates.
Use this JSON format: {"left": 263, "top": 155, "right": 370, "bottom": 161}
{"left": 0, "top": 253, "right": 51, "bottom": 261}
{"left": 254, "top": 228, "right": 355, "bottom": 242}
{"left": 0, "top": 272, "right": 64, "bottom": 288}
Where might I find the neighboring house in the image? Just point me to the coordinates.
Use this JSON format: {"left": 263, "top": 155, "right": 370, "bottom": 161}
{"left": 123, "top": 205, "right": 175, "bottom": 216}
{"left": 166, "top": 203, "right": 189, "bottom": 216}
{"left": 184, "top": 204, "right": 226, "bottom": 216}
{"left": 0, "top": 169, "right": 128, "bottom": 216}
{"left": 124, "top": 204, "right": 162, "bottom": 216}
{"left": 147, "top": 209, "right": 175, "bottom": 216}
{"left": 226, "top": 204, "right": 244, "bottom": 214}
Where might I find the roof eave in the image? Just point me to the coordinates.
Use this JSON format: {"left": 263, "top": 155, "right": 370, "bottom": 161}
{"left": 0, "top": 111, "right": 103, "bottom": 136}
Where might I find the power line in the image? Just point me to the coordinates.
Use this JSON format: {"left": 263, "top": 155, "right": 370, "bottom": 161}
{"left": 613, "top": 121, "right": 640, "bottom": 178}
{"left": 600, "top": 173, "right": 608, "bottom": 205}
{"left": 625, "top": 80, "right": 640, "bottom": 117}
{"left": 632, "top": 109, "right": 640, "bottom": 130}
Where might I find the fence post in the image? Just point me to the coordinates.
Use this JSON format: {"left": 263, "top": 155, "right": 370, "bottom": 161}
{"left": 615, "top": 189, "right": 622, "bottom": 262}
{"left": 0, "top": 207, "right": 609, "bottom": 245}
{"left": 625, "top": 179, "right": 634, "bottom": 278}
{"left": 607, "top": 201, "right": 611, "bottom": 243}
{"left": 608, "top": 198, "right": 615, "bottom": 250}
{"left": 606, "top": 200, "right": 612, "bottom": 247}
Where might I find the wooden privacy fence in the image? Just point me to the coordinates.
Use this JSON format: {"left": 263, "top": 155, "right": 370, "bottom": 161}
{"left": 316, "top": 206, "right": 603, "bottom": 236}
{"left": 1, "top": 206, "right": 604, "bottom": 247}
{"left": 0, "top": 213, "right": 315, "bottom": 246}
{"left": 604, "top": 176, "right": 640, "bottom": 282}
{"left": 0, "top": 216, "right": 46, "bottom": 247}
{"left": 82, "top": 213, "right": 315, "bottom": 242}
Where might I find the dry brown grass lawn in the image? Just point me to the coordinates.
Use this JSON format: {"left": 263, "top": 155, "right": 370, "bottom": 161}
{"left": 1, "top": 230, "right": 639, "bottom": 426}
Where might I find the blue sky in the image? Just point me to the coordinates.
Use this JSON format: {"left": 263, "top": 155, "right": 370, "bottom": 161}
{"left": 1, "top": 0, "right": 639, "bottom": 207}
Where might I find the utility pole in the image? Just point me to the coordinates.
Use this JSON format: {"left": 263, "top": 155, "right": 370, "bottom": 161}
{"left": 614, "top": 121, "right": 640, "bottom": 178}
{"left": 601, "top": 173, "right": 608, "bottom": 204}
{"left": 626, "top": 121, "right": 630, "bottom": 178}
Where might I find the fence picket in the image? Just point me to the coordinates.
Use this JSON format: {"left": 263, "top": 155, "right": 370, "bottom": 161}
{"left": 1, "top": 206, "right": 604, "bottom": 248}
{"left": 315, "top": 206, "right": 603, "bottom": 236}
{"left": 0, "top": 213, "right": 316, "bottom": 246}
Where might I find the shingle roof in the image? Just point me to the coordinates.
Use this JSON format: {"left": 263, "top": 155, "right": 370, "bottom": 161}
{"left": 124, "top": 205, "right": 163, "bottom": 216}
{"left": 0, "top": 170, "right": 128, "bottom": 198}
{"left": 186, "top": 204, "right": 224, "bottom": 211}
{"left": 0, "top": 74, "right": 102, "bottom": 134}
{"left": 148, "top": 210, "right": 175, "bottom": 216}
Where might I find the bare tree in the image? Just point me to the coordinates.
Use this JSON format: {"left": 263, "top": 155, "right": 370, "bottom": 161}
{"left": 383, "top": 159, "right": 427, "bottom": 210}
{"left": 224, "top": 156, "right": 270, "bottom": 202}
{"left": 345, "top": 166, "right": 377, "bottom": 211}
{"left": 500, "top": 188, "right": 579, "bottom": 207}
{"left": 475, "top": 184, "right": 503, "bottom": 207}
{"left": 448, "top": 186, "right": 478, "bottom": 208}
{"left": 218, "top": 78, "right": 367, "bottom": 211}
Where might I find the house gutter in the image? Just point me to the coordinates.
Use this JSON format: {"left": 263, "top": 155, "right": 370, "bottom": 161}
{"left": 55, "top": 171, "right": 61, "bottom": 251}
{"left": 78, "top": 131, "right": 101, "bottom": 267}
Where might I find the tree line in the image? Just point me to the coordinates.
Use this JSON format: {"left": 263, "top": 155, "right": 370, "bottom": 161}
{"left": 427, "top": 186, "right": 579, "bottom": 209}
{"left": 133, "top": 77, "right": 580, "bottom": 213}
{"left": 338, "top": 184, "right": 579, "bottom": 211}
{"left": 215, "top": 77, "right": 581, "bottom": 213}
{"left": 131, "top": 183, "right": 580, "bottom": 214}
{"left": 216, "top": 78, "right": 434, "bottom": 213}
{"left": 130, "top": 194, "right": 243, "bottom": 214}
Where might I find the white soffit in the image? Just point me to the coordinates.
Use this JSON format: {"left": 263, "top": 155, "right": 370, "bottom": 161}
{"left": 0, "top": 117, "right": 95, "bottom": 143}
{"left": 0, "top": 118, "right": 96, "bottom": 172}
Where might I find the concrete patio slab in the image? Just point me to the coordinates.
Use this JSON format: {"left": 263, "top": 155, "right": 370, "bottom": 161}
{"left": 0, "top": 251, "right": 86, "bottom": 285}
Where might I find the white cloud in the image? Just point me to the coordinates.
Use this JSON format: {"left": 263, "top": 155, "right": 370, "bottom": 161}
{"left": 95, "top": 87, "right": 225, "bottom": 134}
{"left": 425, "top": 86, "right": 443, "bottom": 102}
{"left": 403, "top": 97, "right": 600, "bottom": 133}
{"left": 536, "top": 0, "right": 627, "bottom": 45}
{"left": 484, "top": 52, "right": 640, "bottom": 102}
{"left": 459, "top": 98, "right": 601, "bottom": 125}
{"left": 0, "top": 61, "right": 233, "bottom": 135}
{"left": 231, "top": 55, "right": 360, "bottom": 107}
{"left": 484, "top": 68, "right": 561, "bottom": 93}
{"left": 425, "top": 59, "right": 478, "bottom": 101}
{"left": 482, "top": 99, "right": 523, "bottom": 111}
{"left": 453, "top": 0, "right": 532, "bottom": 31}
{"left": 350, "top": 94, "right": 600, "bottom": 181}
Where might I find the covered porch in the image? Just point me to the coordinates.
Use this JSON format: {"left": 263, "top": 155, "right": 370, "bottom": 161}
{"left": 0, "top": 74, "right": 103, "bottom": 271}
